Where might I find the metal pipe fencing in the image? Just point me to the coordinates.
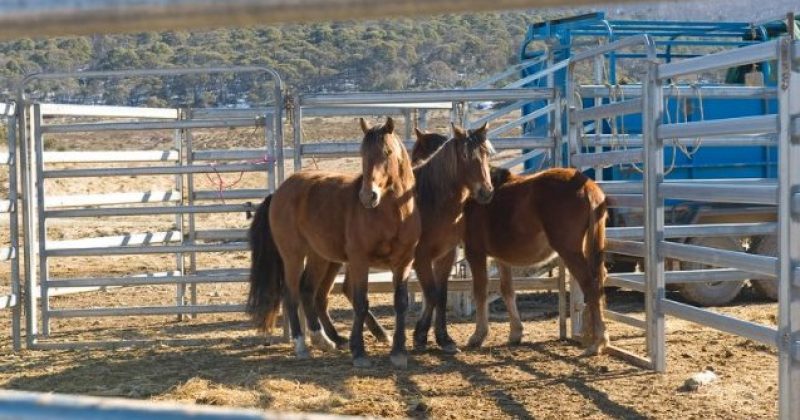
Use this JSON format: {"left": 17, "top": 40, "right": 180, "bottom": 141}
{"left": 0, "top": 103, "right": 21, "bottom": 352}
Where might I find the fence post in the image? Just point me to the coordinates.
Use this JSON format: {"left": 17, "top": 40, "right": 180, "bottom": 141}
{"left": 643, "top": 53, "right": 666, "bottom": 372}
{"left": 776, "top": 36, "right": 800, "bottom": 420}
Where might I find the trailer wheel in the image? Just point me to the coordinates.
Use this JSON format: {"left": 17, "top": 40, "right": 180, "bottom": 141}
{"left": 751, "top": 235, "right": 778, "bottom": 301}
{"left": 678, "top": 236, "right": 746, "bottom": 306}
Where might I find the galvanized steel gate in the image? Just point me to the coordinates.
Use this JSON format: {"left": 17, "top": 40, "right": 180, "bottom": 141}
{"left": 0, "top": 103, "right": 21, "bottom": 351}
{"left": 16, "top": 67, "right": 284, "bottom": 348}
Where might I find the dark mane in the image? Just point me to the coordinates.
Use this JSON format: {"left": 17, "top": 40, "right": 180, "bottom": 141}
{"left": 490, "top": 166, "right": 512, "bottom": 188}
{"left": 412, "top": 134, "right": 461, "bottom": 212}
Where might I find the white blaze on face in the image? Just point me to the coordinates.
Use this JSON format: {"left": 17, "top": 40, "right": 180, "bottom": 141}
{"left": 485, "top": 139, "right": 497, "bottom": 155}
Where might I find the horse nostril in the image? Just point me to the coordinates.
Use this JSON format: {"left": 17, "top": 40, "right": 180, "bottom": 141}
{"left": 371, "top": 191, "right": 378, "bottom": 202}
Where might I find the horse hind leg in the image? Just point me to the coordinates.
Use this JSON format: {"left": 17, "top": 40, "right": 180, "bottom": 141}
{"left": 282, "top": 253, "right": 311, "bottom": 359}
{"left": 300, "top": 255, "right": 336, "bottom": 353}
{"left": 499, "top": 264, "right": 524, "bottom": 345}
{"left": 466, "top": 251, "right": 490, "bottom": 348}
{"left": 432, "top": 249, "right": 459, "bottom": 354}
{"left": 560, "top": 251, "right": 608, "bottom": 356}
{"left": 314, "top": 261, "right": 349, "bottom": 350}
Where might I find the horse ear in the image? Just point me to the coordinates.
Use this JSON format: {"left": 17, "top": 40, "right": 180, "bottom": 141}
{"left": 384, "top": 117, "right": 395, "bottom": 134}
{"left": 451, "top": 122, "right": 466, "bottom": 138}
{"left": 414, "top": 127, "right": 426, "bottom": 139}
{"left": 359, "top": 118, "right": 370, "bottom": 134}
{"left": 476, "top": 122, "right": 488, "bottom": 134}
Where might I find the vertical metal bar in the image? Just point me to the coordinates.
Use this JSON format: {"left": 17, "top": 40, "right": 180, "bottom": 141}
{"left": 32, "top": 105, "right": 49, "bottom": 336}
{"left": 264, "top": 114, "right": 277, "bottom": 193}
{"left": 777, "top": 37, "right": 800, "bottom": 420}
{"left": 644, "top": 59, "right": 666, "bottom": 372}
{"left": 565, "top": 61, "right": 583, "bottom": 339}
{"left": 558, "top": 262, "right": 567, "bottom": 340}
{"left": 272, "top": 81, "right": 285, "bottom": 187}
{"left": 418, "top": 109, "right": 428, "bottom": 131}
{"left": 19, "top": 103, "right": 37, "bottom": 347}
{"left": 174, "top": 110, "right": 189, "bottom": 320}
{"left": 593, "top": 54, "right": 605, "bottom": 182}
{"left": 402, "top": 109, "right": 412, "bottom": 144}
{"left": 552, "top": 91, "right": 563, "bottom": 169}
{"left": 292, "top": 96, "right": 302, "bottom": 173}
{"left": 7, "top": 114, "right": 21, "bottom": 351}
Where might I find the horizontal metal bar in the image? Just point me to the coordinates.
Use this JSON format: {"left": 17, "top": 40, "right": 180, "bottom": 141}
{"left": 572, "top": 98, "right": 643, "bottom": 122}
{"left": 193, "top": 189, "right": 268, "bottom": 201}
{"left": 613, "top": 269, "right": 754, "bottom": 285}
{"left": 606, "top": 194, "right": 643, "bottom": 208}
{"left": 468, "top": 100, "right": 526, "bottom": 129}
{"left": 473, "top": 57, "right": 547, "bottom": 88}
{"left": 660, "top": 241, "right": 777, "bottom": 277}
{"left": 570, "top": 149, "right": 643, "bottom": 168}
{"left": 490, "top": 137, "right": 554, "bottom": 149}
{"left": 657, "top": 115, "right": 778, "bottom": 139}
{"left": 192, "top": 149, "right": 267, "bottom": 161}
{"left": 587, "top": 134, "right": 777, "bottom": 148}
{"left": 195, "top": 229, "right": 247, "bottom": 241}
{"left": 304, "top": 104, "right": 453, "bottom": 117}
{"left": 39, "top": 103, "right": 179, "bottom": 119}
{"left": 46, "top": 190, "right": 181, "bottom": 208}
{"left": 0, "top": 294, "right": 18, "bottom": 309}
{"left": 659, "top": 182, "right": 777, "bottom": 205}
{"left": 49, "top": 270, "right": 246, "bottom": 288}
{"left": 42, "top": 118, "right": 263, "bottom": 133}
{"left": 47, "top": 231, "right": 182, "bottom": 251}
{"left": 189, "top": 107, "right": 274, "bottom": 119}
{"left": 46, "top": 203, "right": 252, "bottom": 218}
{"left": 44, "top": 162, "right": 267, "bottom": 178}
{"left": 43, "top": 150, "right": 179, "bottom": 163}
{"left": 572, "top": 34, "right": 654, "bottom": 62}
{"left": 505, "top": 58, "right": 570, "bottom": 89}
{"left": 599, "top": 178, "right": 775, "bottom": 195}
{"left": 500, "top": 150, "right": 547, "bottom": 170}
{"left": 659, "top": 40, "right": 778, "bottom": 79}
{"left": 606, "top": 222, "right": 777, "bottom": 240}
{"left": 48, "top": 304, "right": 247, "bottom": 318}
{"left": 487, "top": 104, "right": 553, "bottom": 138}
{"left": 607, "top": 275, "right": 646, "bottom": 292}
{"left": 662, "top": 299, "right": 778, "bottom": 346}
{"left": 606, "top": 239, "right": 645, "bottom": 257}
{"left": 578, "top": 85, "right": 777, "bottom": 99}
{"left": 300, "top": 88, "right": 553, "bottom": 106}
{"left": 46, "top": 242, "right": 246, "bottom": 257}
{"left": 604, "top": 309, "right": 646, "bottom": 329}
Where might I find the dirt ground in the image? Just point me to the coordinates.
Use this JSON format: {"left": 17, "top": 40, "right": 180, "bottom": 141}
{"left": 0, "top": 113, "right": 783, "bottom": 418}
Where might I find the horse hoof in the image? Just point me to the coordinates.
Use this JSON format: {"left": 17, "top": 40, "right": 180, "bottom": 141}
{"left": 440, "top": 342, "right": 460, "bottom": 355}
{"left": 334, "top": 338, "right": 349, "bottom": 351}
{"left": 295, "top": 349, "right": 311, "bottom": 360}
{"left": 466, "top": 335, "right": 485, "bottom": 348}
{"left": 310, "top": 331, "right": 336, "bottom": 353}
{"left": 413, "top": 341, "right": 427, "bottom": 352}
{"left": 390, "top": 353, "right": 408, "bottom": 369}
{"left": 508, "top": 334, "right": 523, "bottom": 346}
{"left": 352, "top": 357, "right": 372, "bottom": 368}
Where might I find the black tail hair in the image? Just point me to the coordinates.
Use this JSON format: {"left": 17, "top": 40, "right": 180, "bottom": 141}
{"left": 246, "top": 195, "right": 283, "bottom": 332}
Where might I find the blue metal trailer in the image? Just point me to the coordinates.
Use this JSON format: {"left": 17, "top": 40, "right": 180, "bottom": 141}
{"left": 518, "top": 12, "right": 799, "bottom": 305}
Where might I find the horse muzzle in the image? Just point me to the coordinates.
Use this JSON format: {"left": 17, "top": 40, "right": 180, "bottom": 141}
{"left": 359, "top": 188, "right": 381, "bottom": 209}
{"left": 474, "top": 186, "right": 494, "bottom": 204}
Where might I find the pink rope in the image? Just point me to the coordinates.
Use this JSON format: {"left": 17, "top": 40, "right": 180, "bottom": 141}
{"left": 202, "top": 155, "right": 275, "bottom": 205}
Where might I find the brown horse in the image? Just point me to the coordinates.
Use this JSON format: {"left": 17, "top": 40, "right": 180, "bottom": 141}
{"left": 247, "top": 117, "right": 421, "bottom": 368}
{"left": 412, "top": 138, "right": 610, "bottom": 356}
{"left": 312, "top": 124, "right": 496, "bottom": 355}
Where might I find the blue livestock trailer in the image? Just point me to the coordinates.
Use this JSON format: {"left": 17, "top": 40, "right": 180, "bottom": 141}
{"left": 518, "top": 12, "right": 799, "bottom": 305}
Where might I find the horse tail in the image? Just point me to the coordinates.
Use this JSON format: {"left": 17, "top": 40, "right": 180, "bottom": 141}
{"left": 586, "top": 184, "right": 608, "bottom": 291}
{"left": 246, "top": 195, "right": 283, "bottom": 333}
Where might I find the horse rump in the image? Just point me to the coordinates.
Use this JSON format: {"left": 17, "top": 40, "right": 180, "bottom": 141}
{"left": 246, "top": 195, "right": 284, "bottom": 333}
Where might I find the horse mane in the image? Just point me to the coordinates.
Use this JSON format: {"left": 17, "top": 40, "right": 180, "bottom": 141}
{"left": 412, "top": 133, "right": 462, "bottom": 211}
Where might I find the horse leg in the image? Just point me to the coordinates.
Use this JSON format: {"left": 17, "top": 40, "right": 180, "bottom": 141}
{"left": 341, "top": 272, "right": 392, "bottom": 345}
{"left": 433, "top": 248, "right": 458, "bottom": 354}
{"left": 282, "top": 253, "right": 310, "bottom": 359}
{"left": 314, "top": 261, "right": 349, "bottom": 350}
{"left": 561, "top": 251, "right": 608, "bottom": 356}
{"left": 347, "top": 261, "right": 372, "bottom": 367}
{"left": 466, "top": 251, "right": 490, "bottom": 348}
{"left": 390, "top": 263, "right": 413, "bottom": 368}
{"left": 499, "top": 264, "right": 523, "bottom": 345}
{"left": 301, "top": 255, "right": 336, "bottom": 353}
{"left": 412, "top": 255, "right": 437, "bottom": 351}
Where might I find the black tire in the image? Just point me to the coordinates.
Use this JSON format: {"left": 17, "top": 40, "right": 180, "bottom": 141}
{"left": 678, "top": 236, "right": 746, "bottom": 307}
{"left": 751, "top": 235, "right": 778, "bottom": 301}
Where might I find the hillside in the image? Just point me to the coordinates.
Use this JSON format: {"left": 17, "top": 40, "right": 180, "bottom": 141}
{"left": 0, "top": 1, "right": 796, "bottom": 107}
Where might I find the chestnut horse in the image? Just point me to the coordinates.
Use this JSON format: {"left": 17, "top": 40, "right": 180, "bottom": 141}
{"left": 247, "top": 117, "right": 421, "bottom": 368}
{"left": 312, "top": 125, "right": 496, "bottom": 355}
{"left": 411, "top": 138, "right": 610, "bottom": 356}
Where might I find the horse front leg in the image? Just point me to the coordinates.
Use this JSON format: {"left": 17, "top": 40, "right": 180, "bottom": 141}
{"left": 466, "top": 251, "right": 490, "bottom": 348}
{"left": 390, "top": 263, "right": 413, "bottom": 368}
{"left": 282, "top": 254, "right": 310, "bottom": 359}
{"left": 433, "top": 249, "right": 459, "bottom": 354}
{"left": 342, "top": 272, "right": 392, "bottom": 345}
{"left": 412, "top": 255, "right": 437, "bottom": 351}
{"left": 499, "top": 264, "right": 523, "bottom": 345}
{"left": 347, "top": 261, "right": 372, "bottom": 367}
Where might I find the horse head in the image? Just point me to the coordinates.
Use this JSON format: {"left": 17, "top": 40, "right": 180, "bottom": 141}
{"left": 358, "top": 117, "right": 412, "bottom": 208}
